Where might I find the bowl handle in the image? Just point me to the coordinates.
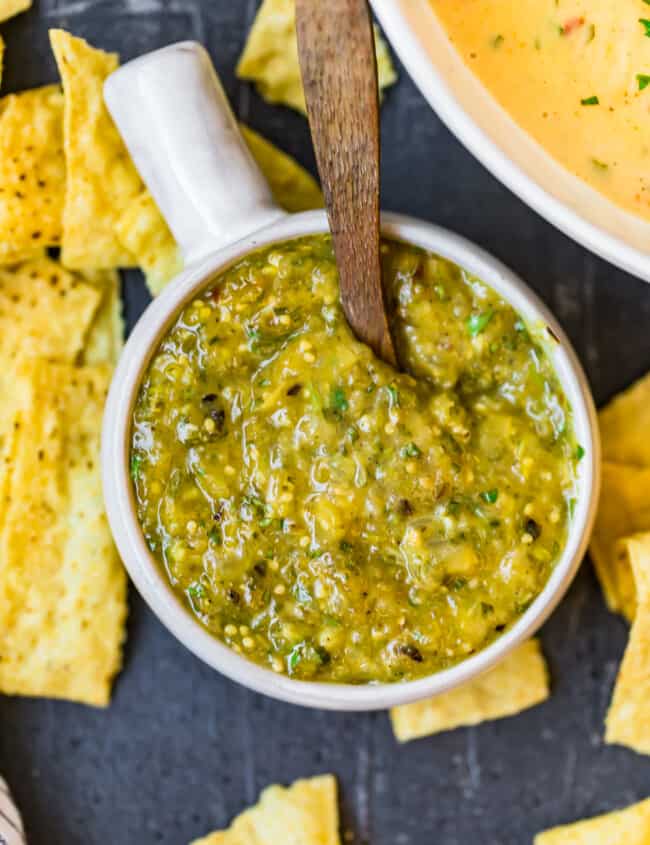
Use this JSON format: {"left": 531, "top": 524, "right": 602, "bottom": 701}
{"left": 104, "top": 41, "right": 287, "bottom": 266}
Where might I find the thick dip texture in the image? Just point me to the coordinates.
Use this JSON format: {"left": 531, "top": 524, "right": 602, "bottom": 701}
{"left": 131, "top": 235, "right": 578, "bottom": 683}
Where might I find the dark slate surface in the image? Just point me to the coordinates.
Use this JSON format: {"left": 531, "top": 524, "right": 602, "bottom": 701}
{"left": 1, "top": 2, "right": 649, "bottom": 843}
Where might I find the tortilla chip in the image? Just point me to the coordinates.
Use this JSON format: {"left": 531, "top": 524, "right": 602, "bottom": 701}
{"left": 0, "top": 0, "right": 30, "bottom": 23}
{"left": 600, "top": 372, "right": 650, "bottom": 467}
{"left": 534, "top": 797, "right": 650, "bottom": 844}
{"left": 0, "top": 256, "right": 100, "bottom": 531}
{"left": 236, "top": 0, "right": 396, "bottom": 115}
{"left": 114, "top": 191, "right": 181, "bottom": 296}
{"left": 80, "top": 269, "right": 124, "bottom": 365}
{"left": 241, "top": 124, "right": 323, "bottom": 213}
{"left": 0, "top": 85, "right": 66, "bottom": 256}
{"left": 0, "top": 358, "right": 127, "bottom": 706}
{"left": 50, "top": 29, "right": 142, "bottom": 269}
{"left": 191, "top": 775, "right": 340, "bottom": 845}
{"left": 589, "top": 462, "right": 650, "bottom": 621}
{"left": 605, "top": 533, "right": 650, "bottom": 754}
{"left": 0, "top": 256, "right": 101, "bottom": 368}
{"left": 390, "top": 639, "right": 549, "bottom": 742}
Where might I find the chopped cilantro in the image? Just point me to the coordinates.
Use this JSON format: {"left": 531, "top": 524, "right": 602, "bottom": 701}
{"left": 580, "top": 95, "right": 599, "bottom": 105}
{"left": 575, "top": 444, "right": 585, "bottom": 461}
{"left": 287, "top": 646, "right": 302, "bottom": 672}
{"left": 331, "top": 387, "right": 349, "bottom": 413}
{"left": 637, "top": 74, "right": 650, "bottom": 91}
{"left": 130, "top": 454, "right": 143, "bottom": 481}
{"left": 640, "top": 18, "right": 650, "bottom": 37}
{"left": 481, "top": 489, "right": 499, "bottom": 504}
{"left": 467, "top": 309, "right": 494, "bottom": 337}
{"left": 187, "top": 583, "right": 205, "bottom": 600}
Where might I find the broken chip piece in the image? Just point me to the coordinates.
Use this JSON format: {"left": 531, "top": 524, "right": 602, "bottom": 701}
{"left": 390, "top": 639, "right": 549, "bottom": 741}
{"left": 589, "top": 462, "right": 650, "bottom": 621}
{"left": 191, "top": 774, "right": 340, "bottom": 845}
{"left": 236, "top": 0, "right": 396, "bottom": 115}
{"left": 0, "top": 358, "right": 128, "bottom": 707}
{"left": 535, "top": 795, "right": 650, "bottom": 844}
{"left": 605, "top": 532, "right": 650, "bottom": 755}
{"left": 50, "top": 29, "right": 142, "bottom": 270}
{"left": 599, "top": 371, "right": 650, "bottom": 467}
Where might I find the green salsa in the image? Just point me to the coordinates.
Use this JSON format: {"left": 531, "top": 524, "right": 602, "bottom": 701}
{"left": 131, "top": 235, "right": 579, "bottom": 683}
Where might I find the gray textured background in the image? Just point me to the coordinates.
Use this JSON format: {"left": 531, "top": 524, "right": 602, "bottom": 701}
{"left": 1, "top": 2, "right": 649, "bottom": 843}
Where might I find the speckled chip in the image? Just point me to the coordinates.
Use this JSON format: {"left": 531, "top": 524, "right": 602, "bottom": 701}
{"left": 589, "top": 462, "right": 650, "bottom": 621}
{"left": 50, "top": 29, "right": 142, "bottom": 269}
{"left": 191, "top": 774, "right": 340, "bottom": 845}
{"left": 390, "top": 639, "right": 549, "bottom": 741}
{"left": 236, "top": 0, "right": 396, "bottom": 114}
{"left": 0, "top": 85, "right": 66, "bottom": 257}
{"left": 0, "top": 256, "right": 101, "bottom": 368}
{"left": 605, "top": 532, "right": 650, "bottom": 755}
{"left": 535, "top": 796, "right": 650, "bottom": 844}
{"left": 0, "top": 358, "right": 127, "bottom": 706}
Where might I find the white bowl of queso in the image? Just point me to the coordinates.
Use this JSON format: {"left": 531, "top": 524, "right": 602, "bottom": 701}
{"left": 102, "top": 42, "right": 599, "bottom": 710}
{"left": 371, "top": 0, "right": 650, "bottom": 282}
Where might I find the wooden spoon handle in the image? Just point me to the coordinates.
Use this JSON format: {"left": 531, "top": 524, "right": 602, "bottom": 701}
{"left": 296, "top": 0, "right": 398, "bottom": 367}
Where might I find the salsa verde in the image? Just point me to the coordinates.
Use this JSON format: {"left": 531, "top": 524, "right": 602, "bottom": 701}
{"left": 131, "top": 235, "right": 579, "bottom": 683}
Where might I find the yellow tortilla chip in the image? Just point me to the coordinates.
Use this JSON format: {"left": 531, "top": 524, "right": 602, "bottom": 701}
{"left": 0, "top": 256, "right": 100, "bottom": 527}
{"left": 534, "top": 797, "right": 650, "bottom": 845}
{"left": 0, "top": 256, "right": 101, "bottom": 368}
{"left": 0, "top": 358, "right": 127, "bottom": 706}
{"left": 605, "top": 532, "right": 650, "bottom": 754}
{"left": 0, "top": 85, "right": 66, "bottom": 256}
{"left": 589, "top": 462, "right": 650, "bottom": 621}
{"left": 600, "top": 372, "right": 650, "bottom": 467}
{"left": 390, "top": 639, "right": 549, "bottom": 742}
{"left": 81, "top": 269, "right": 124, "bottom": 365}
{"left": 0, "top": 0, "right": 30, "bottom": 23}
{"left": 236, "top": 0, "right": 397, "bottom": 115}
{"left": 114, "top": 191, "right": 181, "bottom": 296}
{"left": 191, "top": 775, "right": 340, "bottom": 845}
{"left": 241, "top": 124, "right": 323, "bottom": 213}
{"left": 50, "top": 29, "right": 142, "bottom": 269}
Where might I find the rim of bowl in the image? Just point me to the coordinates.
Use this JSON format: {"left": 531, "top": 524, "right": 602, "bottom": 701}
{"left": 370, "top": 0, "right": 650, "bottom": 284}
{"left": 102, "top": 209, "right": 600, "bottom": 711}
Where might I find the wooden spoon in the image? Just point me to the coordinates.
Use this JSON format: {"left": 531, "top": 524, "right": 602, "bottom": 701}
{"left": 296, "top": 0, "right": 398, "bottom": 368}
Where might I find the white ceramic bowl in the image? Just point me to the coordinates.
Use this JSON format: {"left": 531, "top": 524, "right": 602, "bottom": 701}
{"left": 370, "top": 0, "right": 650, "bottom": 283}
{"left": 102, "top": 42, "right": 600, "bottom": 711}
